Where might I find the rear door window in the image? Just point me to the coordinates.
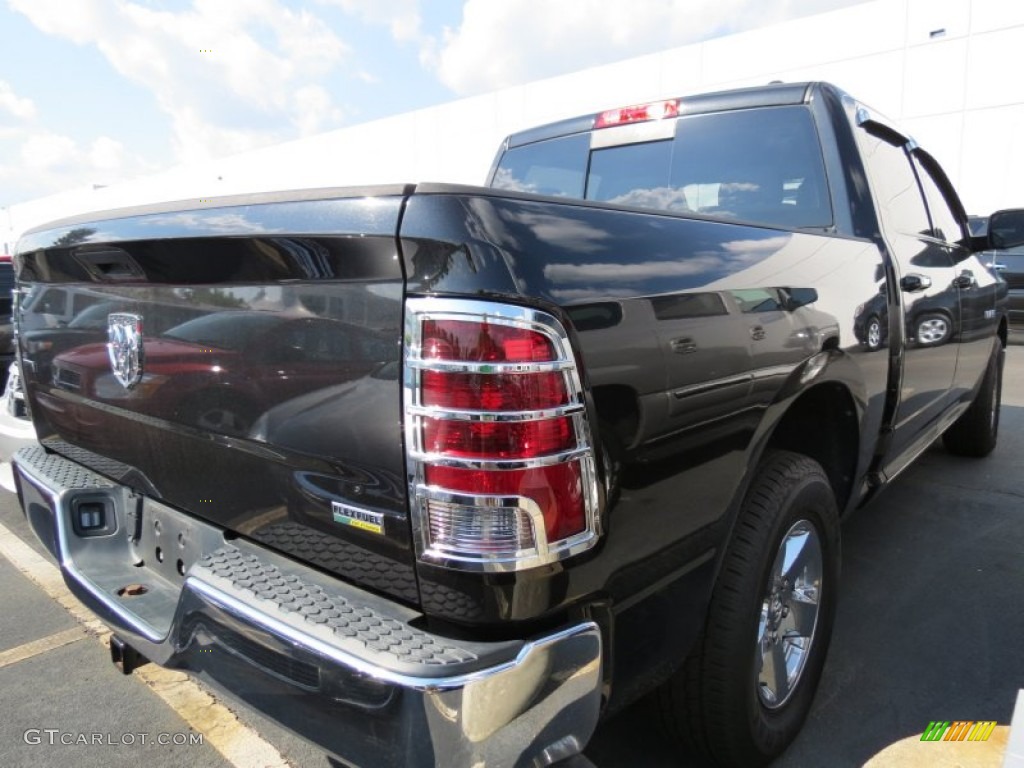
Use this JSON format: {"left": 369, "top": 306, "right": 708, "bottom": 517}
{"left": 34, "top": 288, "right": 67, "bottom": 315}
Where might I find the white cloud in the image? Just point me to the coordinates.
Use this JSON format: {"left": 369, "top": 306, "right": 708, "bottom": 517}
{"left": 432, "top": 0, "right": 866, "bottom": 95}
{"left": 291, "top": 85, "right": 346, "bottom": 137}
{"left": 20, "top": 133, "right": 78, "bottom": 171}
{"left": 17, "top": 132, "right": 147, "bottom": 179}
{"left": 0, "top": 80, "right": 36, "bottom": 120}
{"left": 141, "top": 212, "right": 280, "bottom": 234}
{"left": 89, "top": 137, "right": 127, "bottom": 172}
{"left": 544, "top": 257, "right": 723, "bottom": 283}
{"left": 9, "top": 0, "right": 350, "bottom": 165}
{"left": 167, "top": 108, "right": 280, "bottom": 164}
{"left": 723, "top": 236, "right": 793, "bottom": 254}
{"left": 2, "top": 130, "right": 154, "bottom": 200}
{"left": 322, "top": 0, "right": 423, "bottom": 43}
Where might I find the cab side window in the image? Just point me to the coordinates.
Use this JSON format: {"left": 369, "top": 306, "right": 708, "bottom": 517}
{"left": 912, "top": 155, "right": 965, "bottom": 245}
{"left": 856, "top": 133, "right": 930, "bottom": 238}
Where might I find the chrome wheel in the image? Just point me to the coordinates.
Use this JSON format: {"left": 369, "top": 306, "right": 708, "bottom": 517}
{"left": 917, "top": 316, "right": 949, "bottom": 345}
{"left": 866, "top": 318, "right": 881, "bottom": 349}
{"left": 757, "top": 519, "right": 822, "bottom": 709}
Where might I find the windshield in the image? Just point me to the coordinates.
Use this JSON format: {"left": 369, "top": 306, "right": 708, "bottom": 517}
{"left": 69, "top": 302, "right": 123, "bottom": 329}
{"left": 162, "top": 312, "right": 283, "bottom": 350}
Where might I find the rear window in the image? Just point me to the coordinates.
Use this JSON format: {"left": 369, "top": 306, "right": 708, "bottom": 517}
{"left": 493, "top": 105, "right": 832, "bottom": 230}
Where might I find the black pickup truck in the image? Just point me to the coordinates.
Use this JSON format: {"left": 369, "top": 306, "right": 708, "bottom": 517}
{"left": 10, "top": 82, "right": 1019, "bottom": 767}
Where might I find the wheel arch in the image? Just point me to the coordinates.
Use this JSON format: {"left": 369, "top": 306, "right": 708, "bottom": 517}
{"left": 708, "top": 370, "right": 865, "bottom": 591}
{"left": 760, "top": 381, "right": 860, "bottom": 515}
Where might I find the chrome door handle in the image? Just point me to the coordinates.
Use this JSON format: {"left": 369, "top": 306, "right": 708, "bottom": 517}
{"left": 670, "top": 337, "right": 697, "bottom": 354}
{"left": 900, "top": 274, "right": 932, "bottom": 292}
{"left": 953, "top": 270, "right": 976, "bottom": 289}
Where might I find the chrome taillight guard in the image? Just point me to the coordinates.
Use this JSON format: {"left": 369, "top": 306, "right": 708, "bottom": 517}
{"left": 403, "top": 297, "right": 601, "bottom": 573}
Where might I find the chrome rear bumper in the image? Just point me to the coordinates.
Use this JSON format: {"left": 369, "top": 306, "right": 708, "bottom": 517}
{"left": 13, "top": 444, "right": 602, "bottom": 767}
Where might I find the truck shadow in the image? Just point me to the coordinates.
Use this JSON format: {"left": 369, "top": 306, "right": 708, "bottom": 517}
{"left": 585, "top": 403, "right": 1024, "bottom": 766}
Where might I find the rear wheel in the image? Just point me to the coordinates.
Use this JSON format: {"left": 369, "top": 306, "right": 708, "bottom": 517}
{"left": 915, "top": 313, "right": 951, "bottom": 345}
{"left": 865, "top": 315, "right": 883, "bottom": 350}
{"left": 659, "top": 451, "right": 840, "bottom": 767}
{"left": 943, "top": 343, "right": 1004, "bottom": 457}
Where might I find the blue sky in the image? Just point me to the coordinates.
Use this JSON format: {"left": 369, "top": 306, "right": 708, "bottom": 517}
{"left": 0, "top": 0, "right": 864, "bottom": 208}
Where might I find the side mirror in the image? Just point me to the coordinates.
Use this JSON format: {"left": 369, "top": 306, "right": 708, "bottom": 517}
{"left": 782, "top": 287, "right": 818, "bottom": 311}
{"left": 987, "top": 209, "right": 1024, "bottom": 249}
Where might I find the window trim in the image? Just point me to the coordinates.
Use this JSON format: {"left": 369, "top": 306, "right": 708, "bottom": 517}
{"left": 910, "top": 148, "right": 968, "bottom": 247}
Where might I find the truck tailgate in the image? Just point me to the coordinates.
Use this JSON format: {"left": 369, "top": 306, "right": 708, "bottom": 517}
{"left": 15, "top": 189, "right": 419, "bottom": 605}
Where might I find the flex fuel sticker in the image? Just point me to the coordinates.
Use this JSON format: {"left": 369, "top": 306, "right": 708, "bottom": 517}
{"left": 331, "top": 502, "right": 384, "bottom": 535}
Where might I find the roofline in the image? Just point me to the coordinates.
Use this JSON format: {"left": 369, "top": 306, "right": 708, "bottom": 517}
{"left": 506, "top": 81, "right": 822, "bottom": 148}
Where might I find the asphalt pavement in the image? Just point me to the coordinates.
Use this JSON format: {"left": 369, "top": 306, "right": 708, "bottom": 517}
{"left": 0, "top": 339, "right": 1022, "bottom": 768}
{"left": 0, "top": 522, "right": 235, "bottom": 768}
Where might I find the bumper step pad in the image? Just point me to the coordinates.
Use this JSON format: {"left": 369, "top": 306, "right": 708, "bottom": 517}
{"left": 197, "top": 546, "right": 477, "bottom": 668}
{"left": 18, "top": 443, "right": 116, "bottom": 492}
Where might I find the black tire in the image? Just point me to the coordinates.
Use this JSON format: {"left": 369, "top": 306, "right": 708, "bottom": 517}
{"left": 177, "top": 391, "right": 257, "bottom": 436}
{"left": 943, "top": 343, "right": 1004, "bottom": 457}
{"left": 598, "top": 419, "right": 625, "bottom": 507}
{"left": 914, "top": 312, "right": 952, "bottom": 346}
{"left": 659, "top": 451, "right": 840, "bottom": 767}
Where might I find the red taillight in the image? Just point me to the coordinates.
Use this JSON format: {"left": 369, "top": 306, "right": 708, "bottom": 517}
{"left": 595, "top": 99, "right": 680, "bottom": 129}
{"left": 423, "top": 416, "right": 575, "bottom": 459}
{"left": 423, "top": 319, "right": 555, "bottom": 362}
{"left": 422, "top": 370, "right": 568, "bottom": 411}
{"left": 406, "top": 300, "right": 599, "bottom": 570}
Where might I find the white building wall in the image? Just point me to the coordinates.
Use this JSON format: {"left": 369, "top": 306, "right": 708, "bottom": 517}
{"left": 5, "top": 0, "right": 1022, "bottom": 246}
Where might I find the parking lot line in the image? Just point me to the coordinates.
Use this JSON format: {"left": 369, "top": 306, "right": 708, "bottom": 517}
{"left": 0, "top": 626, "right": 85, "bottom": 669}
{"left": 0, "top": 520, "right": 292, "bottom": 768}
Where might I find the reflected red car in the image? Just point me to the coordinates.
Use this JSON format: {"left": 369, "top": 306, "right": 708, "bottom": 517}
{"left": 47, "top": 311, "right": 397, "bottom": 436}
